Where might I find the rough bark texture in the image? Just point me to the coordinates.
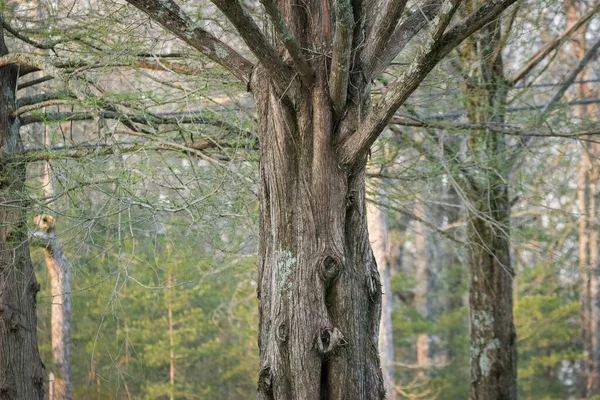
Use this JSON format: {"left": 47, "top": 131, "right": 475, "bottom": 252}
{"left": 0, "top": 23, "right": 45, "bottom": 400}
{"left": 367, "top": 203, "right": 395, "bottom": 399}
{"left": 33, "top": 216, "right": 73, "bottom": 400}
{"left": 120, "top": 0, "right": 520, "bottom": 397}
{"left": 460, "top": 19, "right": 517, "bottom": 400}
{"left": 253, "top": 64, "right": 385, "bottom": 399}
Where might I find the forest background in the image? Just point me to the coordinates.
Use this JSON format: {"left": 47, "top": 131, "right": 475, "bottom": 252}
{"left": 1, "top": 0, "right": 599, "bottom": 399}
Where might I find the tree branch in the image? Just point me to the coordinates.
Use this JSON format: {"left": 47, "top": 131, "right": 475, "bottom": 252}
{"left": 338, "top": 0, "right": 519, "bottom": 165}
{"left": 19, "top": 110, "right": 253, "bottom": 137}
{"left": 211, "top": 0, "right": 294, "bottom": 92}
{"left": 361, "top": 0, "right": 408, "bottom": 77}
{"left": 508, "top": 4, "right": 600, "bottom": 86}
{"left": 17, "top": 76, "right": 54, "bottom": 91}
{"left": 259, "top": 0, "right": 313, "bottom": 86}
{"left": 124, "top": 0, "right": 253, "bottom": 85}
{"left": 367, "top": 0, "right": 442, "bottom": 79}
{"left": 543, "top": 35, "right": 600, "bottom": 114}
{"left": 329, "top": 0, "right": 354, "bottom": 116}
{"left": 0, "top": 19, "right": 59, "bottom": 50}
{"left": 391, "top": 116, "right": 600, "bottom": 139}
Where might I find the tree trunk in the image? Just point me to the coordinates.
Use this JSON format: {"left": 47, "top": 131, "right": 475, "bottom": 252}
{"left": 367, "top": 203, "right": 395, "bottom": 399}
{"left": 32, "top": 216, "right": 73, "bottom": 400}
{"left": 0, "top": 23, "right": 45, "bottom": 399}
{"left": 414, "top": 199, "right": 429, "bottom": 371}
{"left": 253, "top": 67, "right": 385, "bottom": 399}
{"left": 467, "top": 191, "right": 517, "bottom": 399}
{"left": 565, "top": 2, "right": 600, "bottom": 394}
{"left": 460, "top": 20, "right": 518, "bottom": 399}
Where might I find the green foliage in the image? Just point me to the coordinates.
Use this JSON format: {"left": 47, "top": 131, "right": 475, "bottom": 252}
{"left": 34, "top": 212, "right": 258, "bottom": 399}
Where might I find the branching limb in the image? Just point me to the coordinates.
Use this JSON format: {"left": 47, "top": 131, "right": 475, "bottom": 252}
{"left": 329, "top": 0, "right": 354, "bottom": 116}
{"left": 259, "top": 0, "right": 313, "bottom": 86}
{"left": 124, "top": 0, "right": 253, "bottom": 85}
{"left": 0, "top": 19, "right": 60, "bottom": 50}
{"left": 367, "top": 0, "right": 442, "bottom": 79}
{"left": 338, "top": 0, "right": 519, "bottom": 165}
{"left": 543, "top": 35, "right": 600, "bottom": 114}
{"left": 508, "top": 4, "right": 600, "bottom": 86}
{"left": 211, "top": 0, "right": 294, "bottom": 92}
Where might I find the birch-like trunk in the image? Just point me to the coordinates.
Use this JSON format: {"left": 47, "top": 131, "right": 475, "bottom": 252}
{"left": 565, "top": 1, "right": 600, "bottom": 391}
{"left": 0, "top": 23, "right": 45, "bottom": 399}
{"left": 413, "top": 199, "right": 429, "bottom": 371}
{"left": 33, "top": 216, "right": 73, "bottom": 400}
{"left": 367, "top": 203, "right": 395, "bottom": 399}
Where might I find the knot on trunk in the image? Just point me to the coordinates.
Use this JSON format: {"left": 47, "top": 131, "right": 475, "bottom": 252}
{"left": 258, "top": 366, "right": 273, "bottom": 396}
{"left": 316, "top": 327, "right": 347, "bottom": 355}
{"left": 276, "top": 322, "right": 288, "bottom": 342}
{"left": 319, "top": 255, "right": 342, "bottom": 284}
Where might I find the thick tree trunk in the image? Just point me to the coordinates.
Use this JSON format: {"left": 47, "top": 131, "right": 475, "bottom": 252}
{"left": 253, "top": 68, "right": 384, "bottom": 399}
{"left": 32, "top": 216, "right": 73, "bottom": 400}
{"left": 0, "top": 24, "right": 45, "bottom": 399}
{"left": 367, "top": 203, "right": 395, "bottom": 399}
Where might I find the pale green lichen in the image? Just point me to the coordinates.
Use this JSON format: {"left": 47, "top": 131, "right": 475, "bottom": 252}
{"left": 479, "top": 339, "right": 501, "bottom": 377}
{"left": 277, "top": 250, "right": 296, "bottom": 290}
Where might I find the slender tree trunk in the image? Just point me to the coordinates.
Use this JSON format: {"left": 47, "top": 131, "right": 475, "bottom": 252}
{"left": 167, "top": 268, "right": 175, "bottom": 400}
{"left": 367, "top": 203, "right": 395, "bottom": 400}
{"left": 414, "top": 199, "right": 429, "bottom": 371}
{"left": 460, "top": 21, "right": 518, "bottom": 399}
{"left": 467, "top": 191, "right": 516, "bottom": 399}
{"left": 32, "top": 216, "right": 73, "bottom": 400}
{"left": 0, "top": 23, "right": 45, "bottom": 399}
{"left": 563, "top": 2, "right": 600, "bottom": 394}
{"left": 253, "top": 67, "right": 384, "bottom": 399}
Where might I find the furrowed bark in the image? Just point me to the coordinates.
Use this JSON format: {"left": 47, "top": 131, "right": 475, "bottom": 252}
{"left": 0, "top": 21, "right": 45, "bottom": 400}
{"left": 32, "top": 216, "right": 73, "bottom": 400}
{"left": 254, "top": 64, "right": 384, "bottom": 399}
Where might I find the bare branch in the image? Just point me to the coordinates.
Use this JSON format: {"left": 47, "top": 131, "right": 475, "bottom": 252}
{"left": 361, "top": 0, "right": 408, "bottom": 76}
{"left": 329, "top": 0, "right": 354, "bottom": 115}
{"left": 19, "top": 110, "right": 253, "bottom": 138}
{"left": 367, "top": 0, "right": 442, "bottom": 79}
{"left": 259, "top": 0, "right": 313, "bottom": 86}
{"left": 124, "top": 0, "right": 253, "bottom": 85}
{"left": 508, "top": 4, "right": 600, "bottom": 86}
{"left": 543, "top": 35, "right": 600, "bottom": 113}
{"left": 211, "top": 0, "right": 294, "bottom": 92}
{"left": 391, "top": 116, "right": 600, "bottom": 139}
{"left": 0, "top": 19, "right": 59, "bottom": 50}
{"left": 337, "top": 0, "right": 519, "bottom": 165}
{"left": 17, "top": 76, "right": 54, "bottom": 91}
